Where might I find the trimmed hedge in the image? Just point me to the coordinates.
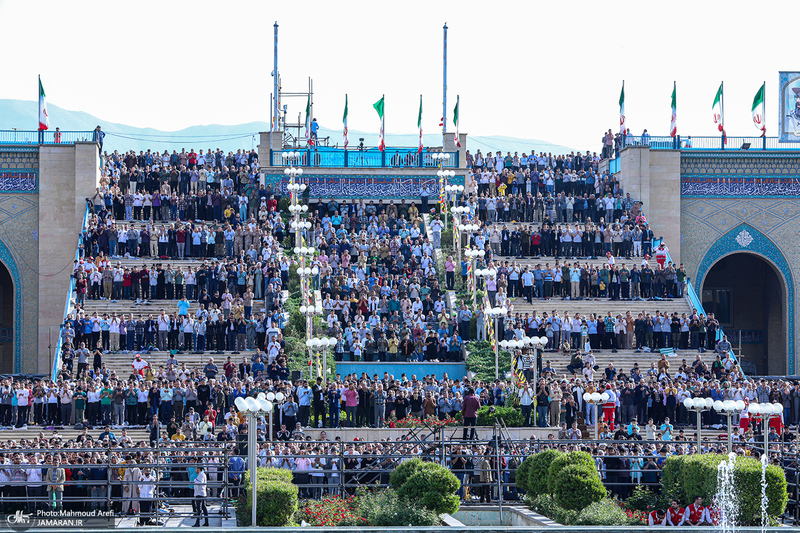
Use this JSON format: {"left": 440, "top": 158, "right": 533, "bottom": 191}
{"left": 515, "top": 455, "right": 535, "bottom": 494}
{"left": 553, "top": 464, "right": 607, "bottom": 511}
{"left": 391, "top": 459, "right": 461, "bottom": 515}
{"left": 236, "top": 467, "right": 299, "bottom": 527}
{"left": 547, "top": 451, "right": 596, "bottom": 494}
{"left": 661, "top": 454, "right": 788, "bottom": 526}
{"left": 388, "top": 458, "right": 426, "bottom": 489}
{"left": 476, "top": 406, "right": 524, "bottom": 427}
{"left": 520, "top": 449, "right": 562, "bottom": 496}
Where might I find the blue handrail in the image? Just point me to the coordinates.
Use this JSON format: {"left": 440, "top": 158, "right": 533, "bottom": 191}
{"left": 51, "top": 201, "right": 91, "bottom": 381}
{"left": 0, "top": 130, "right": 95, "bottom": 145}
{"left": 270, "top": 148, "right": 459, "bottom": 168}
{"left": 623, "top": 134, "right": 800, "bottom": 151}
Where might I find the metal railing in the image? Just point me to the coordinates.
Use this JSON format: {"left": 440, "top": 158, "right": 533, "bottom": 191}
{"left": 0, "top": 130, "right": 96, "bottom": 145}
{"left": 622, "top": 134, "right": 800, "bottom": 151}
{"left": 270, "top": 148, "right": 459, "bottom": 168}
{"left": 0, "top": 442, "right": 231, "bottom": 521}
{"left": 51, "top": 201, "right": 91, "bottom": 381}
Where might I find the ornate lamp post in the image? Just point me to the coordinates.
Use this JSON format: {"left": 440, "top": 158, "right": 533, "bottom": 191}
{"left": 484, "top": 306, "right": 508, "bottom": 379}
{"left": 583, "top": 392, "right": 609, "bottom": 440}
{"left": 265, "top": 391, "right": 284, "bottom": 441}
{"left": 683, "top": 397, "right": 714, "bottom": 451}
{"left": 433, "top": 154, "right": 453, "bottom": 229}
{"left": 464, "top": 248, "right": 485, "bottom": 307}
{"left": 747, "top": 402, "right": 783, "bottom": 459}
{"left": 299, "top": 298, "right": 324, "bottom": 380}
{"left": 234, "top": 394, "right": 274, "bottom": 527}
{"left": 306, "top": 336, "right": 337, "bottom": 382}
{"left": 712, "top": 399, "right": 747, "bottom": 453}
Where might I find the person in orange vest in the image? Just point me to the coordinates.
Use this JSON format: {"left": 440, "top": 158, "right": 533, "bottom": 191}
{"left": 684, "top": 496, "right": 705, "bottom": 526}
{"left": 703, "top": 498, "right": 720, "bottom": 526}
{"left": 666, "top": 499, "right": 685, "bottom": 526}
{"left": 648, "top": 508, "right": 666, "bottom": 526}
{"left": 602, "top": 384, "right": 616, "bottom": 430}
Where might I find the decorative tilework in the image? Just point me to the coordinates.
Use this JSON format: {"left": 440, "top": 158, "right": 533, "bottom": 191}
{"left": 0, "top": 172, "right": 37, "bottom": 192}
{"left": 693, "top": 223, "right": 795, "bottom": 372}
{"left": 262, "top": 173, "right": 466, "bottom": 199}
{"left": 0, "top": 239, "right": 23, "bottom": 371}
{"left": 681, "top": 152, "right": 800, "bottom": 197}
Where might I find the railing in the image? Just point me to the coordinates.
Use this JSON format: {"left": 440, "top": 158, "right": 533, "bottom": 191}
{"left": 609, "top": 155, "right": 621, "bottom": 173}
{"left": 0, "top": 129, "right": 96, "bottom": 145}
{"left": 623, "top": 134, "right": 800, "bottom": 151}
{"left": 270, "top": 147, "right": 459, "bottom": 168}
{"left": 51, "top": 201, "right": 91, "bottom": 381}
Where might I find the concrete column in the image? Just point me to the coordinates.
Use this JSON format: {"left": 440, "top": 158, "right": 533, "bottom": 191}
{"left": 443, "top": 133, "right": 468, "bottom": 168}
{"left": 37, "top": 142, "right": 98, "bottom": 374}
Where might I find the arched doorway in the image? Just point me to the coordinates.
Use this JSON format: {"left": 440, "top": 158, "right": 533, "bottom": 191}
{"left": 0, "top": 262, "right": 12, "bottom": 374}
{"left": 701, "top": 253, "right": 786, "bottom": 375}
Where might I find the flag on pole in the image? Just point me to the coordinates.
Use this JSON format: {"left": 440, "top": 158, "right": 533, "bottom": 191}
{"left": 373, "top": 96, "right": 385, "bottom": 151}
{"left": 304, "top": 95, "right": 313, "bottom": 146}
{"left": 343, "top": 95, "right": 349, "bottom": 149}
{"left": 417, "top": 95, "right": 423, "bottom": 154}
{"left": 619, "top": 82, "right": 626, "bottom": 134}
{"left": 712, "top": 83, "right": 724, "bottom": 132}
{"left": 752, "top": 83, "right": 766, "bottom": 135}
{"left": 453, "top": 96, "right": 461, "bottom": 147}
{"left": 38, "top": 76, "right": 49, "bottom": 131}
{"left": 670, "top": 82, "right": 677, "bottom": 138}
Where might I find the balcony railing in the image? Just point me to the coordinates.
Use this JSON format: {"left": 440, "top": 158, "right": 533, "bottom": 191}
{"left": 0, "top": 130, "right": 96, "bottom": 145}
{"left": 270, "top": 147, "right": 459, "bottom": 168}
{"left": 622, "top": 134, "right": 800, "bottom": 151}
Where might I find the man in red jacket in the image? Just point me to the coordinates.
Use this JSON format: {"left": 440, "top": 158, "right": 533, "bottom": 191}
{"left": 684, "top": 496, "right": 705, "bottom": 526}
{"left": 462, "top": 388, "right": 481, "bottom": 440}
{"left": 648, "top": 508, "right": 666, "bottom": 526}
{"left": 666, "top": 499, "right": 685, "bottom": 526}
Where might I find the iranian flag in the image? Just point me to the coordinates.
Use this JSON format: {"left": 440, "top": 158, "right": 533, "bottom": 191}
{"left": 417, "top": 95, "right": 423, "bottom": 153}
{"left": 373, "top": 95, "right": 385, "bottom": 151}
{"left": 712, "top": 83, "right": 724, "bottom": 132}
{"left": 343, "top": 94, "right": 349, "bottom": 149}
{"left": 619, "top": 82, "right": 625, "bottom": 134}
{"left": 38, "top": 75, "right": 49, "bottom": 131}
{"left": 304, "top": 95, "right": 313, "bottom": 146}
{"left": 670, "top": 82, "right": 677, "bottom": 138}
{"left": 752, "top": 83, "right": 766, "bottom": 135}
{"left": 453, "top": 96, "right": 461, "bottom": 147}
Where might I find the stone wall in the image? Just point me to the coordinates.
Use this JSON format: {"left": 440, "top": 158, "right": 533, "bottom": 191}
{"left": 0, "top": 148, "right": 39, "bottom": 373}
{"left": 615, "top": 146, "right": 682, "bottom": 263}
{"left": 37, "top": 143, "right": 99, "bottom": 374}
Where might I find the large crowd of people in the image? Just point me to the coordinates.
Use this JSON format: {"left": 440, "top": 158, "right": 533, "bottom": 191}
{"left": 1, "top": 143, "right": 796, "bottom": 526}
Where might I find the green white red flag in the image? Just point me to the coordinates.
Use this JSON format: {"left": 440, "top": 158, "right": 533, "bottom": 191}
{"left": 619, "top": 82, "right": 625, "bottom": 134}
{"left": 38, "top": 76, "right": 49, "bottom": 131}
{"left": 670, "top": 82, "right": 677, "bottom": 138}
{"left": 343, "top": 94, "right": 349, "bottom": 149}
{"left": 712, "top": 83, "right": 724, "bottom": 132}
{"left": 752, "top": 83, "right": 766, "bottom": 135}
{"left": 373, "top": 96, "right": 385, "bottom": 151}
{"left": 305, "top": 95, "right": 313, "bottom": 146}
{"left": 453, "top": 96, "right": 461, "bottom": 147}
{"left": 417, "top": 95, "right": 423, "bottom": 154}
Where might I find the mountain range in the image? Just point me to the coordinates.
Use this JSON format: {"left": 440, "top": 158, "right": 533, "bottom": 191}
{"left": 0, "top": 99, "right": 576, "bottom": 156}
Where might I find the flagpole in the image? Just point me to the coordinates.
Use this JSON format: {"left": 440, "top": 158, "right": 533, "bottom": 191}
{"left": 763, "top": 81, "right": 767, "bottom": 150}
{"left": 721, "top": 81, "right": 725, "bottom": 150}
{"left": 442, "top": 23, "right": 448, "bottom": 150}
